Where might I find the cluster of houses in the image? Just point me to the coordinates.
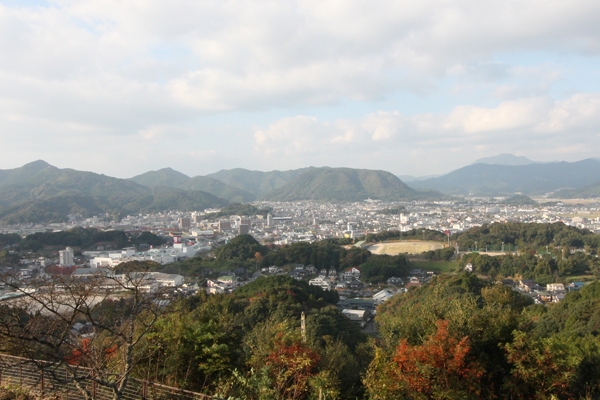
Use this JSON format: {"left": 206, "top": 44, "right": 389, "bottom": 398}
{"left": 504, "top": 278, "right": 585, "bottom": 304}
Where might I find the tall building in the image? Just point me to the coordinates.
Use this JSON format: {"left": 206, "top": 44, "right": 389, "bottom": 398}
{"left": 179, "top": 217, "right": 191, "bottom": 230}
{"left": 267, "top": 213, "right": 273, "bottom": 227}
{"left": 239, "top": 224, "right": 250, "bottom": 235}
{"left": 59, "top": 247, "right": 74, "bottom": 267}
{"left": 218, "top": 220, "right": 232, "bottom": 232}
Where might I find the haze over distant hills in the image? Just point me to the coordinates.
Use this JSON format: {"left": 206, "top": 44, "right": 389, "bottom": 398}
{"left": 206, "top": 168, "right": 312, "bottom": 198}
{"left": 132, "top": 167, "right": 447, "bottom": 202}
{"left": 398, "top": 154, "right": 537, "bottom": 182}
{"left": 3, "top": 155, "right": 600, "bottom": 224}
{"left": 409, "top": 158, "right": 600, "bottom": 196}
{"left": 0, "top": 161, "right": 227, "bottom": 224}
{"left": 472, "top": 153, "right": 538, "bottom": 166}
{"left": 129, "top": 168, "right": 256, "bottom": 203}
{"left": 0, "top": 162, "right": 447, "bottom": 224}
{"left": 552, "top": 182, "right": 600, "bottom": 199}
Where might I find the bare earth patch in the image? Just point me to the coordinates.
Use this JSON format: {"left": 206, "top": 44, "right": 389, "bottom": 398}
{"left": 367, "top": 241, "right": 444, "bottom": 255}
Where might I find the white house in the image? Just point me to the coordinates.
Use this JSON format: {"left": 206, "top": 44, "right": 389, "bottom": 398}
{"left": 547, "top": 283, "right": 565, "bottom": 292}
{"left": 373, "top": 289, "right": 395, "bottom": 304}
{"left": 343, "top": 267, "right": 361, "bottom": 281}
{"left": 309, "top": 277, "right": 331, "bottom": 291}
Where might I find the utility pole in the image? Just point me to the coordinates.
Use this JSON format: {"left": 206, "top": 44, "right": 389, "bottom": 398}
{"left": 301, "top": 312, "right": 306, "bottom": 343}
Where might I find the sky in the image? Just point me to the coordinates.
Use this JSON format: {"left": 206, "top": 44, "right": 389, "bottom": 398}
{"left": 1, "top": 0, "right": 600, "bottom": 179}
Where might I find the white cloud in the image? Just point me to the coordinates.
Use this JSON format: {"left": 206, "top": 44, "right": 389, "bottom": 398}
{"left": 1, "top": 0, "right": 600, "bottom": 176}
{"left": 252, "top": 93, "right": 600, "bottom": 174}
{"left": 2, "top": 0, "right": 600, "bottom": 118}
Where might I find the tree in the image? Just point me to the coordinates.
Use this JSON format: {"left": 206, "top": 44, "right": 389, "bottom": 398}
{"left": 504, "top": 332, "right": 580, "bottom": 399}
{"left": 0, "top": 261, "right": 166, "bottom": 400}
{"left": 391, "top": 320, "right": 483, "bottom": 399}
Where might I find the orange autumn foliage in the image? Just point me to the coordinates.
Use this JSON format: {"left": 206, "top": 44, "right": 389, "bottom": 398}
{"left": 266, "top": 340, "right": 321, "bottom": 400}
{"left": 391, "top": 319, "right": 484, "bottom": 399}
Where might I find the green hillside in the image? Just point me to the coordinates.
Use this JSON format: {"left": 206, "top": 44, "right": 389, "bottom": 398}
{"left": 177, "top": 176, "right": 256, "bottom": 203}
{"left": 552, "top": 181, "right": 600, "bottom": 198}
{"left": 130, "top": 168, "right": 256, "bottom": 202}
{"left": 500, "top": 194, "right": 538, "bottom": 205}
{"left": 123, "top": 186, "right": 228, "bottom": 213}
{"left": 0, "top": 162, "right": 228, "bottom": 224}
{"left": 207, "top": 167, "right": 310, "bottom": 197}
{"left": 410, "top": 159, "right": 600, "bottom": 195}
{"left": 128, "top": 167, "right": 191, "bottom": 188}
{"left": 262, "top": 167, "right": 442, "bottom": 202}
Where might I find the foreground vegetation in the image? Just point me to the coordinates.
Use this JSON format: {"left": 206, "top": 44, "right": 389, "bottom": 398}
{"left": 3, "top": 221, "right": 600, "bottom": 398}
{"left": 5, "top": 271, "right": 600, "bottom": 399}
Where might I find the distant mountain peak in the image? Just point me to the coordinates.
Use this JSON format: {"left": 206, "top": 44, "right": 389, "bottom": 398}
{"left": 23, "top": 159, "right": 52, "bottom": 169}
{"left": 129, "top": 168, "right": 191, "bottom": 188}
{"left": 472, "top": 154, "right": 536, "bottom": 166}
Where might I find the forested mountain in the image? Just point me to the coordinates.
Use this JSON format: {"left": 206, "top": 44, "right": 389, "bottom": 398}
{"left": 0, "top": 161, "right": 228, "bottom": 224}
{"left": 499, "top": 194, "right": 538, "bottom": 205}
{"left": 552, "top": 181, "right": 600, "bottom": 198}
{"left": 177, "top": 176, "right": 256, "bottom": 203}
{"left": 207, "top": 167, "right": 311, "bottom": 197}
{"left": 263, "top": 167, "right": 445, "bottom": 202}
{"left": 128, "top": 167, "right": 191, "bottom": 188}
{"left": 409, "top": 158, "right": 600, "bottom": 195}
{"left": 130, "top": 168, "right": 255, "bottom": 203}
{"left": 472, "top": 153, "right": 537, "bottom": 166}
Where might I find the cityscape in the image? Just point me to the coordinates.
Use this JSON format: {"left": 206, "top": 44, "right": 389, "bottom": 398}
{"left": 2, "top": 0, "right": 600, "bottom": 398}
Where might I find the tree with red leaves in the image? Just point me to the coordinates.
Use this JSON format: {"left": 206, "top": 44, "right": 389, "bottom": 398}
{"left": 371, "top": 319, "right": 484, "bottom": 400}
{"left": 266, "top": 338, "right": 321, "bottom": 400}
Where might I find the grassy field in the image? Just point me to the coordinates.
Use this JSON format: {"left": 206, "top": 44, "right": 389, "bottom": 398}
{"left": 368, "top": 241, "right": 444, "bottom": 255}
{"left": 411, "top": 260, "right": 459, "bottom": 273}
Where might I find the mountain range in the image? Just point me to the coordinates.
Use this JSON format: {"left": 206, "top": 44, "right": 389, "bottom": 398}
{"left": 2, "top": 154, "right": 600, "bottom": 224}
{"left": 263, "top": 167, "right": 431, "bottom": 202}
{"left": 471, "top": 153, "right": 538, "bottom": 166}
{"left": 0, "top": 162, "right": 444, "bottom": 224}
{"left": 132, "top": 166, "right": 440, "bottom": 202}
{"left": 0, "top": 161, "right": 227, "bottom": 224}
{"left": 552, "top": 182, "right": 600, "bottom": 199}
{"left": 409, "top": 159, "right": 600, "bottom": 196}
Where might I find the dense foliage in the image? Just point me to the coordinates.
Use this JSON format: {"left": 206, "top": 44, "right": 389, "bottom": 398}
{"left": 215, "top": 234, "right": 268, "bottom": 261}
{"left": 458, "top": 251, "right": 600, "bottom": 284}
{"left": 260, "top": 240, "right": 371, "bottom": 271}
{"left": 454, "top": 222, "right": 600, "bottom": 254}
{"left": 358, "top": 255, "right": 410, "bottom": 283}
{"left": 500, "top": 194, "right": 537, "bottom": 205}
{"left": 133, "top": 276, "right": 368, "bottom": 399}
{"left": 422, "top": 246, "right": 455, "bottom": 261}
{"left": 369, "top": 273, "right": 600, "bottom": 399}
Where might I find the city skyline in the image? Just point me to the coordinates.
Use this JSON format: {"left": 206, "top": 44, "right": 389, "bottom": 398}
{"left": 1, "top": 0, "right": 600, "bottom": 178}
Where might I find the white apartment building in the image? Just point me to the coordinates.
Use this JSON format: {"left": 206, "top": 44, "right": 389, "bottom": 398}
{"left": 59, "top": 247, "right": 75, "bottom": 267}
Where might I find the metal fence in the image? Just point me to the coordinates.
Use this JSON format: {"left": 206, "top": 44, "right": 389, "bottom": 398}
{"left": 0, "top": 353, "right": 221, "bottom": 400}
